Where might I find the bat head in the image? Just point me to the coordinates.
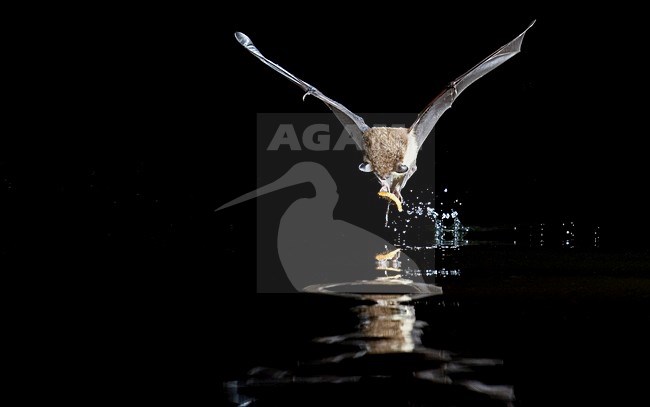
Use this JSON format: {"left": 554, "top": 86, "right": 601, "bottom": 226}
{"left": 359, "top": 127, "right": 419, "bottom": 203}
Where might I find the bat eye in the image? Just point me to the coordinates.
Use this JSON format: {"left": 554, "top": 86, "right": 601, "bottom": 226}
{"left": 358, "top": 163, "right": 373, "bottom": 173}
{"left": 395, "top": 164, "right": 409, "bottom": 174}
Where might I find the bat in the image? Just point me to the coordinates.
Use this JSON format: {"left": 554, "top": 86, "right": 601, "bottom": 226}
{"left": 234, "top": 21, "right": 534, "bottom": 206}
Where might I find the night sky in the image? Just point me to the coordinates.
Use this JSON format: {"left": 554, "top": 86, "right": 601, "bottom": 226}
{"left": 3, "top": 6, "right": 648, "bottom": 404}
{"left": 4, "top": 10, "right": 646, "bottom": 259}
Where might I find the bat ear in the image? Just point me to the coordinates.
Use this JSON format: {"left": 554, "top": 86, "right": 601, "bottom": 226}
{"left": 358, "top": 163, "right": 373, "bottom": 173}
{"left": 395, "top": 164, "right": 409, "bottom": 174}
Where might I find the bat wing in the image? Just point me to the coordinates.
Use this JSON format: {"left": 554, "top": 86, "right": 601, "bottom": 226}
{"left": 409, "top": 20, "right": 535, "bottom": 149}
{"left": 235, "top": 32, "right": 369, "bottom": 149}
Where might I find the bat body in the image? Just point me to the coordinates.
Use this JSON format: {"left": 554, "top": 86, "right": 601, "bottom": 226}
{"left": 235, "top": 21, "right": 534, "bottom": 205}
{"left": 361, "top": 127, "right": 418, "bottom": 202}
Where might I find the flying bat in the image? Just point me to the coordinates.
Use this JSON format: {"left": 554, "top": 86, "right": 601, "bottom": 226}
{"left": 234, "top": 21, "right": 534, "bottom": 208}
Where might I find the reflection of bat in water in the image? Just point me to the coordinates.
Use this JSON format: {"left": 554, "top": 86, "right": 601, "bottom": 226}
{"left": 235, "top": 21, "right": 534, "bottom": 206}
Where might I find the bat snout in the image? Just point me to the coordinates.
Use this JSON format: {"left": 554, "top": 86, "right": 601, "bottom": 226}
{"left": 376, "top": 172, "right": 389, "bottom": 181}
{"left": 377, "top": 175, "right": 405, "bottom": 203}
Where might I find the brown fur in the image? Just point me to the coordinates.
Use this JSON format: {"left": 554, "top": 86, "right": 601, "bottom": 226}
{"left": 363, "top": 127, "right": 409, "bottom": 179}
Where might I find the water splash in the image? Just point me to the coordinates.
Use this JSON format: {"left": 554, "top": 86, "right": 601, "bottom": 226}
{"left": 387, "top": 187, "right": 469, "bottom": 250}
{"left": 593, "top": 225, "right": 601, "bottom": 248}
{"left": 529, "top": 223, "right": 546, "bottom": 247}
{"left": 561, "top": 221, "right": 576, "bottom": 248}
{"left": 527, "top": 221, "right": 602, "bottom": 249}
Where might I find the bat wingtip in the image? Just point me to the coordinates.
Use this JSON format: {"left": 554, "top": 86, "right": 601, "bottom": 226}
{"left": 215, "top": 202, "right": 233, "bottom": 212}
{"left": 234, "top": 31, "right": 251, "bottom": 46}
{"left": 515, "top": 20, "right": 536, "bottom": 42}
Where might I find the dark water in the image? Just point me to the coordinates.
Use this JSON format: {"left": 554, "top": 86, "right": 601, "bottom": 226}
{"left": 221, "top": 243, "right": 650, "bottom": 406}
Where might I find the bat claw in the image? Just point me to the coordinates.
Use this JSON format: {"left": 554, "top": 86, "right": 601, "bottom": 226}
{"left": 448, "top": 81, "right": 458, "bottom": 97}
{"left": 302, "top": 86, "right": 316, "bottom": 101}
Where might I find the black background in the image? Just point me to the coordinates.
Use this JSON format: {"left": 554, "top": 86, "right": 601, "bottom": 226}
{"left": 2, "top": 5, "right": 649, "bottom": 404}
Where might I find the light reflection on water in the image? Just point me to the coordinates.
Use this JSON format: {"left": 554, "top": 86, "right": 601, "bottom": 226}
{"left": 226, "top": 281, "right": 516, "bottom": 406}
{"left": 223, "top": 186, "right": 618, "bottom": 406}
{"left": 389, "top": 187, "right": 601, "bottom": 251}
